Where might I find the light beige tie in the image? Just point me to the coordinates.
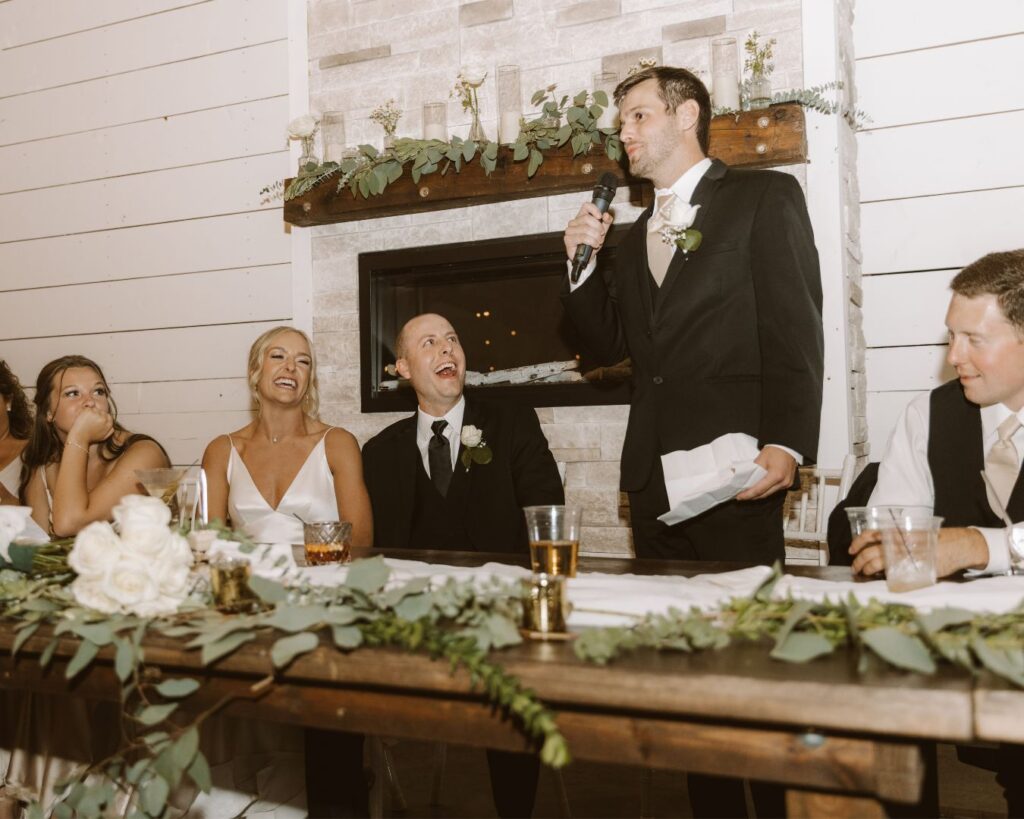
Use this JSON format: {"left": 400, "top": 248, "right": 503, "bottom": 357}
{"left": 985, "top": 414, "right": 1023, "bottom": 512}
{"left": 646, "top": 192, "right": 677, "bottom": 287}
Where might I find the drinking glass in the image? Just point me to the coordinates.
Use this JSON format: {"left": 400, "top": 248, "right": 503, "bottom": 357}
{"left": 523, "top": 505, "right": 582, "bottom": 577}
{"left": 878, "top": 514, "right": 943, "bottom": 592}
{"left": 135, "top": 467, "right": 187, "bottom": 523}
{"left": 303, "top": 521, "right": 352, "bottom": 565}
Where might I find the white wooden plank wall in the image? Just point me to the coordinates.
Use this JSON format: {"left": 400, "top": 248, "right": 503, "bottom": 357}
{"left": 0, "top": 0, "right": 293, "bottom": 466}
{"left": 854, "top": 0, "right": 1024, "bottom": 457}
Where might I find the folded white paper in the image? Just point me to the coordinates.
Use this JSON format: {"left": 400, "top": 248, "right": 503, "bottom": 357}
{"left": 657, "top": 433, "right": 767, "bottom": 526}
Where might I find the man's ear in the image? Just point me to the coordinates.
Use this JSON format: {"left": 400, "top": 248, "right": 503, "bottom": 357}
{"left": 674, "top": 98, "right": 700, "bottom": 134}
{"left": 395, "top": 357, "right": 411, "bottom": 380}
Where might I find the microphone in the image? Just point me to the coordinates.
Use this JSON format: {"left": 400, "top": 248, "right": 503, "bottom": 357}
{"left": 570, "top": 172, "right": 619, "bottom": 284}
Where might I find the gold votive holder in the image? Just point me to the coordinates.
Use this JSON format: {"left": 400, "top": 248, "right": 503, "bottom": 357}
{"left": 523, "top": 573, "right": 569, "bottom": 634}
{"left": 303, "top": 521, "right": 352, "bottom": 566}
{"left": 210, "top": 555, "right": 259, "bottom": 612}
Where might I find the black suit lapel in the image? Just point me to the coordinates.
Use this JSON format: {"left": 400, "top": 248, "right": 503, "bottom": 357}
{"left": 394, "top": 415, "right": 419, "bottom": 544}
{"left": 656, "top": 159, "right": 727, "bottom": 314}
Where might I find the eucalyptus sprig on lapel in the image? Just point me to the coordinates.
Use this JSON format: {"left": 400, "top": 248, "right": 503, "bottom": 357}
{"left": 460, "top": 425, "right": 493, "bottom": 470}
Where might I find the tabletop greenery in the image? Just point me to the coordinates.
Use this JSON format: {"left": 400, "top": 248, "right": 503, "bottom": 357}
{"left": 573, "top": 567, "right": 1024, "bottom": 686}
{"left": 0, "top": 546, "right": 568, "bottom": 818}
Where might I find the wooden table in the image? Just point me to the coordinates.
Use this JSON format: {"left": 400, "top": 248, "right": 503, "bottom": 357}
{"left": 0, "top": 550, "right": 991, "bottom": 817}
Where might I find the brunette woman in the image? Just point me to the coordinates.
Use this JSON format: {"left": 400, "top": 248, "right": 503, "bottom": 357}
{"left": 0, "top": 360, "right": 31, "bottom": 505}
{"left": 20, "top": 355, "right": 169, "bottom": 537}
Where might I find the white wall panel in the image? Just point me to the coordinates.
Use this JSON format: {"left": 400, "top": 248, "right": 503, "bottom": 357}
{"left": 0, "top": 0, "right": 284, "bottom": 97}
{"left": 862, "top": 269, "right": 955, "bottom": 348}
{"left": 134, "top": 378, "right": 253, "bottom": 413}
{"left": 0, "top": 0, "right": 203, "bottom": 49}
{"left": 866, "top": 391, "right": 924, "bottom": 459}
{"left": 0, "top": 97, "right": 288, "bottom": 194}
{"left": 856, "top": 35, "right": 1024, "bottom": 129}
{"left": 854, "top": 0, "right": 1024, "bottom": 59}
{"left": 123, "top": 410, "right": 256, "bottom": 466}
{"left": 2, "top": 322, "right": 285, "bottom": 386}
{"left": 0, "top": 40, "right": 288, "bottom": 144}
{"left": 857, "top": 111, "right": 1024, "bottom": 202}
{"left": 0, "top": 154, "right": 286, "bottom": 242}
{"left": 0, "top": 211, "right": 290, "bottom": 290}
{"left": 0, "top": 266, "right": 290, "bottom": 339}
{"left": 864, "top": 346, "right": 953, "bottom": 392}
{"left": 860, "top": 187, "right": 1024, "bottom": 275}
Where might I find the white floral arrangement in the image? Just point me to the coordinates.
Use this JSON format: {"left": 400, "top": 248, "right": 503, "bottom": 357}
{"left": 0, "top": 506, "right": 35, "bottom": 564}
{"left": 286, "top": 113, "right": 319, "bottom": 141}
{"left": 369, "top": 98, "right": 402, "bottom": 137}
{"left": 658, "top": 200, "right": 703, "bottom": 254}
{"left": 69, "top": 495, "right": 194, "bottom": 617}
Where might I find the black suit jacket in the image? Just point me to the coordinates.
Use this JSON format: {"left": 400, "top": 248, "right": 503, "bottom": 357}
{"left": 362, "top": 398, "right": 565, "bottom": 553}
{"left": 563, "top": 159, "right": 824, "bottom": 492}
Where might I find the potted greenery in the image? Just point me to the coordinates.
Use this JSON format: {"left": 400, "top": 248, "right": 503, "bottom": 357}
{"left": 743, "top": 31, "right": 776, "bottom": 110}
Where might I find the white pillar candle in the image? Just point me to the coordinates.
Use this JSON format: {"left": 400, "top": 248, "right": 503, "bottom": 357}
{"left": 596, "top": 103, "right": 618, "bottom": 130}
{"left": 499, "top": 111, "right": 521, "bottom": 144}
{"left": 424, "top": 123, "right": 446, "bottom": 141}
{"left": 324, "top": 142, "right": 345, "bottom": 162}
{"left": 712, "top": 78, "right": 740, "bottom": 111}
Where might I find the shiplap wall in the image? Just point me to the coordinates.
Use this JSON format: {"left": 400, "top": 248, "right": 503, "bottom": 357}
{"left": 855, "top": 0, "right": 1024, "bottom": 457}
{"left": 0, "top": 0, "right": 294, "bottom": 465}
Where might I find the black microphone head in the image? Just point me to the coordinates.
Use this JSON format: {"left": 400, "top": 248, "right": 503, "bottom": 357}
{"left": 598, "top": 172, "right": 619, "bottom": 192}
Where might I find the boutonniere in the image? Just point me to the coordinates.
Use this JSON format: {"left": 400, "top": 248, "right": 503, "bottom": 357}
{"left": 460, "top": 425, "right": 493, "bottom": 470}
{"left": 659, "top": 200, "right": 702, "bottom": 254}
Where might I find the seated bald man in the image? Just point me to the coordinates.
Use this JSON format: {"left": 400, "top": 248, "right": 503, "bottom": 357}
{"left": 361, "top": 312, "right": 563, "bottom": 819}
{"left": 850, "top": 250, "right": 1024, "bottom": 581}
{"left": 363, "top": 312, "right": 564, "bottom": 554}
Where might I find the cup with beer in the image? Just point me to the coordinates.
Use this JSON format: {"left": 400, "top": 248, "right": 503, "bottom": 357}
{"left": 523, "top": 505, "right": 582, "bottom": 577}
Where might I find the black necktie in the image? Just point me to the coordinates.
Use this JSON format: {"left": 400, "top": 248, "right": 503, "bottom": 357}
{"left": 428, "top": 419, "right": 452, "bottom": 497}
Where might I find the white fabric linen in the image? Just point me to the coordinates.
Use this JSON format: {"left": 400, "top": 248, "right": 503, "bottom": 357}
{"left": 869, "top": 391, "right": 1024, "bottom": 574}
{"left": 415, "top": 396, "right": 465, "bottom": 475}
{"left": 0, "top": 457, "right": 19, "bottom": 498}
{"left": 227, "top": 431, "right": 338, "bottom": 545}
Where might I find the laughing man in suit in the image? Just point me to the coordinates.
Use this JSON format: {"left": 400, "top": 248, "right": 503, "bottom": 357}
{"left": 562, "top": 65, "right": 824, "bottom": 565}
{"left": 361, "top": 311, "right": 563, "bottom": 818}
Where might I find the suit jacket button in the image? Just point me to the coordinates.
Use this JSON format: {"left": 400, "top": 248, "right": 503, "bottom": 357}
{"left": 653, "top": 376, "right": 663, "bottom": 385}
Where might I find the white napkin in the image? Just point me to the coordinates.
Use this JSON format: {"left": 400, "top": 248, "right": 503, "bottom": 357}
{"left": 658, "top": 433, "right": 767, "bottom": 525}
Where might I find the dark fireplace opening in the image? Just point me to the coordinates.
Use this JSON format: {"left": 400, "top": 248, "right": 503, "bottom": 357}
{"left": 358, "top": 226, "right": 633, "bottom": 412}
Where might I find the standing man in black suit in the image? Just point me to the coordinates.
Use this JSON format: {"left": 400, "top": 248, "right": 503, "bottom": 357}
{"left": 362, "top": 311, "right": 563, "bottom": 818}
{"left": 562, "top": 66, "right": 823, "bottom": 565}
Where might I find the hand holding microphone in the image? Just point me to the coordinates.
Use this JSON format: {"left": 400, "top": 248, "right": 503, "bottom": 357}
{"left": 565, "top": 172, "right": 618, "bottom": 284}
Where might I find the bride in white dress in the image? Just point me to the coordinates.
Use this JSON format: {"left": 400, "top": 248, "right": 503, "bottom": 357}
{"left": 200, "top": 326, "right": 372, "bottom": 817}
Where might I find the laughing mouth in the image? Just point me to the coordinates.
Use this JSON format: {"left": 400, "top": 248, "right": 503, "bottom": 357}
{"left": 434, "top": 362, "right": 457, "bottom": 377}
{"left": 274, "top": 377, "right": 298, "bottom": 389}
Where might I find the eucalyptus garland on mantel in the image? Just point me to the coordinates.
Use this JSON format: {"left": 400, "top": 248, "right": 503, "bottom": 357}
{"left": 279, "top": 86, "right": 621, "bottom": 203}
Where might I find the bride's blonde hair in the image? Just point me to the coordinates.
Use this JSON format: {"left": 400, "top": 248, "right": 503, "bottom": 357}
{"left": 247, "top": 326, "right": 320, "bottom": 418}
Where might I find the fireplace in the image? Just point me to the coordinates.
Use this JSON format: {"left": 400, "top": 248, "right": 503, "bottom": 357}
{"left": 358, "top": 227, "right": 633, "bottom": 412}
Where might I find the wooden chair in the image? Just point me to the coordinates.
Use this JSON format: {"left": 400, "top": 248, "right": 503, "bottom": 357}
{"left": 783, "top": 454, "right": 857, "bottom": 566}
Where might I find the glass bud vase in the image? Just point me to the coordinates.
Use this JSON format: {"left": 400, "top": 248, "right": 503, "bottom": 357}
{"left": 746, "top": 75, "right": 773, "bottom": 110}
{"left": 468, "top": 110, "right": 487, "bottom": 142}
{"left": 297, "top": 136, "right": 318, "bottom": 172}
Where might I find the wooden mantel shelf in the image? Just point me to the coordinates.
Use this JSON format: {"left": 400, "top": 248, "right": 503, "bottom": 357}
{"left": 284, "top": 103, "right": 806, "bottom": 227}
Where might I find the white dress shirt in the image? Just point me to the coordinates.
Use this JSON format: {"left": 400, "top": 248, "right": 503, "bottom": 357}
{"left": 415, "top": 396, "right": 465, "bottom": 477}
{"left": 869, "top": 391, "right": 1024, "bottom": 574}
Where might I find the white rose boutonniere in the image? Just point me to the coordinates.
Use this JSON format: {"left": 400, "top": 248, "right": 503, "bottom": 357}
{"left": 460, "top": 425, "right": 493, "bottom": 470}
{"left": 660, "top": 201, "right": 703, "bottom": 254}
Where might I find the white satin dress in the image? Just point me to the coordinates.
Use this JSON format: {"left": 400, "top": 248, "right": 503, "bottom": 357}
{"left": 189, "top": 430, "right": 341, "bottom": 818}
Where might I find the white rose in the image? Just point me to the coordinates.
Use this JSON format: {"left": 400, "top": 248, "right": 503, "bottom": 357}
{"left": 667, "top": 201, "right": 700, "bottom": 229}
{"left": 461, "top": 425, "right": 483, "bottom": 447}
{"left": 0, "top": 506, "right": 32, "bottom": 563}
{"left": 68, "top": 522, "right": 122, "bottom": 579}
{"left": 104, "top": 556, "right": 160, "bottom": 611}
{"left": 460, "top": 68, "right": 486, "bottom": 86}
{"left": 70, "top": 577, "right": 120, "bottom": 614}
{"left": 113, "top": 495, "right": 171, "bottom": 533}
{"left": 287, "top": 114, "right": 319, "bottom": 139}
{"left": 132, "top": 595, "right": 182, "bottom": 618}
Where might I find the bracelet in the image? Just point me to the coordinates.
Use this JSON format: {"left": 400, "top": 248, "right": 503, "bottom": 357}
{"left": 65, "top": 439, "right": 90, "bottom": 456}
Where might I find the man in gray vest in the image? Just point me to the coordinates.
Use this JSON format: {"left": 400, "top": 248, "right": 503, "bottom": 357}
{"left": 850, "top": 249, "right": 1024, "bottom": 578}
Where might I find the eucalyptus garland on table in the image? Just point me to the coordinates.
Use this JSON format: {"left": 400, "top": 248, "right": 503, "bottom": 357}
{"left": 0, "top": 554, "right": 569, "bottom": 819}
{"left": 574, "top": 566, "right": 1024, "bottom": 687}
{"left": 280, "top": 86, "right": 622, "bottom": 202}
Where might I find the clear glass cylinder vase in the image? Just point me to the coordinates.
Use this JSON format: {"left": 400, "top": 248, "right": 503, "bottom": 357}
{"left": 746, "top": 75, "right": 773, "bottom": 110}
{"left": 297, "top": 136, "right": 319, "bottom": 172}
{"left": 497, "top": 64, "right": 522, "bottom": 144}
{"left": 710, "top": 37, "right": 739, "bottom": 111}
